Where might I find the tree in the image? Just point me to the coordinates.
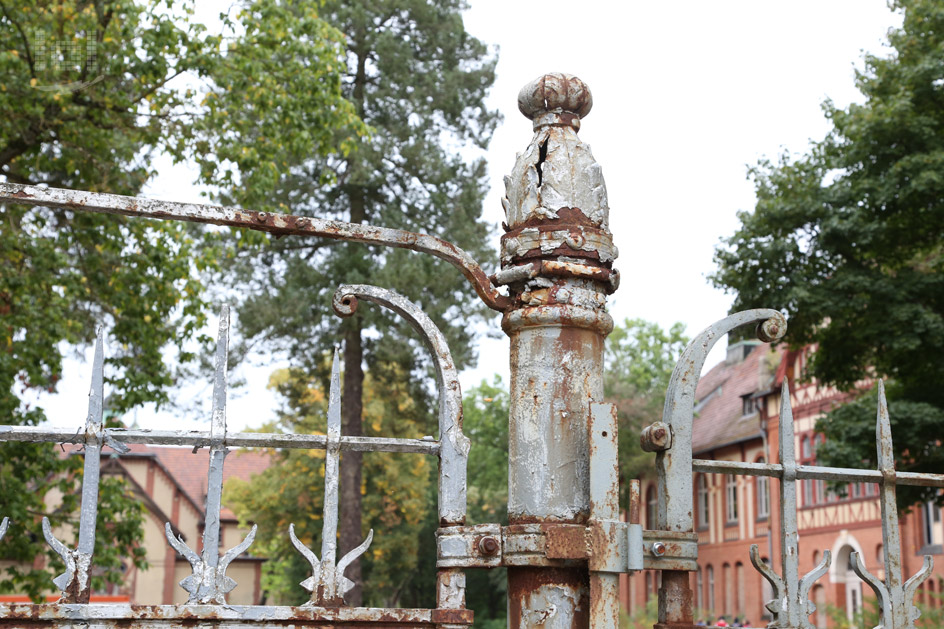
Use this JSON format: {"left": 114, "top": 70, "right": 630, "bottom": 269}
{"left": 604, "top": 319, "right": 689, "bottom": 510}
{"left": 211, "top": 0, "right": 499, "bottom": 603}
{"left": 711, "top": 0, "right": 944, "bottom": 506}
{"left": 0, "top": 0, "right": 355, "bottom": 596}
{"left": 462, "top": 377, "right": 509, "bottom": 629}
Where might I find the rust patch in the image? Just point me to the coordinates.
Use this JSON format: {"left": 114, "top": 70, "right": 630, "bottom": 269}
{"left": 507, "top": 567, "right": 589, "bottom": 629}
{"left": 514, "top": 207, "right": 596, "bottom": 229}
{"left": 544, "top": 525, "right": 589, "bottom": 560}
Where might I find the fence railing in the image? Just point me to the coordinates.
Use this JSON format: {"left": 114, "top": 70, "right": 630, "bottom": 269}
{"left": 0, "top": 285, "right": 474, "bottom": 627}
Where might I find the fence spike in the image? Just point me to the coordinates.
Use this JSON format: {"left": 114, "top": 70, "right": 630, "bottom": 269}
{"left": 848, "top": 380, "right": 932, "bottom": 629}
{"left": 39, "top": 327, "right": 109, "bottom": 603}
{"left": 749, "top": 381, "right": 830, "bottom": 628}
{"left": 290, "top": 347, "right": 373, "bottom": 607}
{"left": 163, "top": 306, "right": 255, "bottom": 604}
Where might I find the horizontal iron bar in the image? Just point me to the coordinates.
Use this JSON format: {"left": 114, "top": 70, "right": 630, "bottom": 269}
{"left": 0, "top": 183, "right": 510, "bottom": 311}
{"left": 0, "top": 426, "right": 440, "bottom": 455}
{"left": 692, "top": 459, "right": 944, "bottom": 488}
{"left": 0, "top": 603, "right": 472, "bottom": 625}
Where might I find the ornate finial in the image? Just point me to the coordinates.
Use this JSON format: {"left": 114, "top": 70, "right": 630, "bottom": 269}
{"left": 497, "top": 72, "right": 617, "bottom": 331}
{"left": 517, "top": 73, "right": 592, "bottom": 129}
{"left": 501, "top": 72, "right": 611, "bottom": 234}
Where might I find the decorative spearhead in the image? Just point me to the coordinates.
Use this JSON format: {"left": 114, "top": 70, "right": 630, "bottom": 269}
{"left": 289, "top": 347, "right": 374, "bottom": 606}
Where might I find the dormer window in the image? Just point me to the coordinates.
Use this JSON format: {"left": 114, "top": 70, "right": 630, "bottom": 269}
{"left": 741, "top": 394, "right": 756, "bottom": 416}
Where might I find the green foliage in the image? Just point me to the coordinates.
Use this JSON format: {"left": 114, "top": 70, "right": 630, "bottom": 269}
{"left": 621, "top": 596, "right": 658, "bottom": 629}
{"left": 817, "top": 388, "right": 944, "bottom": 507}
{"left": 192, "top": 0, "right": 365, "bottom": 215}
{"left": 0, "top": 0, "right": 218, "bottom": 598}
{"left": 711, "top": 0, "right": 944, "bottom": 505}
{"left": 604, "top": 318, "right": 689, "bottom": 507}
{"left": 462, "top": 377, "right": 508, "bottom": 627}
{"left": 218, "top": 0, "right": 500, "bottom": 375}
{"left": 224, "top": 363, "right": 434, "bottom": 606}
{"left": 0, "top": 0, "right": 359, "bottom": 599}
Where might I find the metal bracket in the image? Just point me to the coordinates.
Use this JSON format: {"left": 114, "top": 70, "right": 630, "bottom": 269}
{"left": 437, "top": 524, "right": 502, "bottom": 569}
{"left": 435, "top": 522, "right": 695, "bottom": 572}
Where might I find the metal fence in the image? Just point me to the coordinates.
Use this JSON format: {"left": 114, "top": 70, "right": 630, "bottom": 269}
{"left": 1, "top": 72, "right": 942, "bottom": 629}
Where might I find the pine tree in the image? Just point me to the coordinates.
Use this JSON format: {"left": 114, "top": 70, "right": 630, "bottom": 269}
{"left": 210, "top": 0, "right": 500, "bottom": 604}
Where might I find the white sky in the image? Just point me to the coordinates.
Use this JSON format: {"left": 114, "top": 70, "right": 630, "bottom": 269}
{"left": 36, "top": 0, "right": 902, "bottom": 432}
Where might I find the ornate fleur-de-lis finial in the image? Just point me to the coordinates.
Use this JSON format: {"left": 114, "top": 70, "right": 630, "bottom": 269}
{"left": 750, "top": 381, "right": 831, "bottom": 629}
{"left": 290, "top": 347, "right": 374, "bottom": 606}
{"left": 163, "top": 306, "right": 257, "bottom": 604}
{"left": 849, "top": 380, "right": 932, "bottom": 629}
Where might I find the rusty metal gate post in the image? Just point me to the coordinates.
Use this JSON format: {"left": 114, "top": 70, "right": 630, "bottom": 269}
{"left": 497, "top": 74, "right": 619, "bottom": 629}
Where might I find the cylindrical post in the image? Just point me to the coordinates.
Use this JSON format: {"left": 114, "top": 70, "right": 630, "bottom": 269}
{"left": 499, "top": 73, "right": 618, "bottom": 629}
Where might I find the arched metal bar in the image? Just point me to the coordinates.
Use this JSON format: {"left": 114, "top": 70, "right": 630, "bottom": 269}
{"left": 333, "top": 284, "right": 470, "bottom": 526}
{"left": 656, "top": 309, "right": 786, "bottom": 533}
{"left": 0, "top": 183, "right": 512, "bottom": 312}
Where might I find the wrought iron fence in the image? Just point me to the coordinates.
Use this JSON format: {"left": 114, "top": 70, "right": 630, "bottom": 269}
{"left": 0, "top": 72, "right": 942, "bottom": 629}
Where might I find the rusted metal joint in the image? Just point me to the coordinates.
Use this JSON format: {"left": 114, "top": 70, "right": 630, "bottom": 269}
{"left": 640, "top": 421, "right": 672, "bottom": 452}
{"left": 436, "top": 524, "right": 502, "bottom": 569}
{"left": 443, "top": 521, "right": 694, "bottom": 573}
{"left": 641, "top": 530, "right": 698, "bottom": 571}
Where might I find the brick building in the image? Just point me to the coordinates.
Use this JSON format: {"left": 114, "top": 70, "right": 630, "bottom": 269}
{"left": 620, "top": 341, "right": 944, "bottom": 626}
{"left": 0, "top": 445, "right": 269, "bottom": 604}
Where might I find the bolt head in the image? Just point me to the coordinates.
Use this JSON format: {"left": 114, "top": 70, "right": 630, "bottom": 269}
{"left": 651, "top": 542, "right": 666, "bottom": 558}
{"left": 478, "top": 536, "right": 500, "bottom": 556}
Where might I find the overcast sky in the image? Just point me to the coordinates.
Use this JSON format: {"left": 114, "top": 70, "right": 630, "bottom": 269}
{"left": 37, "top": 0, "right": 903, "bottom": 431}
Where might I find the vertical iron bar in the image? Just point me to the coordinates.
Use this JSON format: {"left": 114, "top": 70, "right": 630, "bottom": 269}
{"left": 321, "top": 348, "right": 342, "bottom": 603}
{"left": 849, "top": 380, "right": 932, "bottom": 628}
{"left": 655, "top": 310, "right": 785, "bottom": 629}
{"left": 163, "top": 305, "right": 257, "bottom": 604}
{"left": 778, "top": 381, "right": 801, "bottom": 623}
{"left": 201, "top": 305, "right": 230, "bottom": 574}
{"left": 750, "top": 382, "right": 830, "bottom": 628}
{"left": 877, "top": 380, "right": 905, "bottom": 618}
{"left": 589, "top": 402, "right": 620, "bottom": 629}
{"left": 41, "top": 327, "right": 108, "bottom": 603}
{"left": 76, "top": 326, "right": 105, "bottom": 561}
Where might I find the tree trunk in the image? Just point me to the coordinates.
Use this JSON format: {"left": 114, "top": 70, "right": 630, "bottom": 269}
{"left": 340, "top": 318, "right": 364, "bottom": 605}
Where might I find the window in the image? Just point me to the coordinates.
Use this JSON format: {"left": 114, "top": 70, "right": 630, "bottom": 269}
{"left": 735, "top": 562, "right": 745, "bottom": 615}
{"left": 741, "top": 395, "right": 755, "bottom": 416}
{"left": 696, "top": 568, "right": 704, "bottom": 611}
{"left": 697, "top": 474, "right": 709, "bottom": 529}
{"left": 800, "top": 434, "right": 826, "bottom": 506}
{"left": 725, "top": 475, "right": 738, "bottom": 523}
{"left": 707, "top": 565, "right": 715, "bottom": 610}
{"left": 923, "top": 501, "right": 942, "bottom": 547}
{"left": 646, "top": 485, "right": 657, "bottom": 530}
{"left": 814, "top": 584, "right": 827, "bottom": 628}
{"left": 723, "top": 563, "right": 732, "bottom": 614}
{"left": 756, "top": 458, "right": 770, "bottom": 520}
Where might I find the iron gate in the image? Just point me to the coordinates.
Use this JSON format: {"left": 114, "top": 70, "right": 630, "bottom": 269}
{"left": 1, "top": 73, "right": 943, "bottom": 629}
